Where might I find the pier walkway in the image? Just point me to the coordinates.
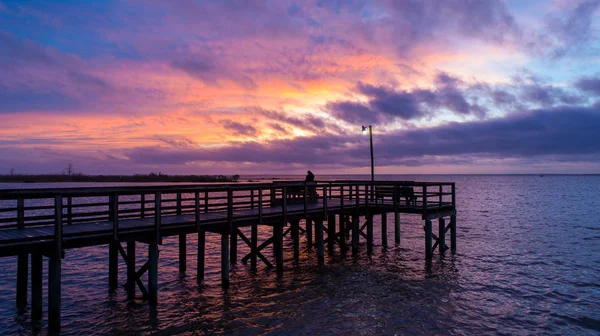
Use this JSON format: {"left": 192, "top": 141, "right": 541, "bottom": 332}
{"left": 0, "top": 180, "right": 456, "bottom": 331}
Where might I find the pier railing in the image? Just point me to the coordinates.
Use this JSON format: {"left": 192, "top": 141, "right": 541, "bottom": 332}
{"left": 0, "top": 180, "right": 455, "bottom": 238}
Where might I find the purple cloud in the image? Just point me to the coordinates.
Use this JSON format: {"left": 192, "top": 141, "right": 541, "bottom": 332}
{"left": 576, "top": 77, "right": 600, "bottom": 96}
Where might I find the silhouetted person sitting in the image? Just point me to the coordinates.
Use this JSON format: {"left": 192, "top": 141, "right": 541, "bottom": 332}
{"left": 305, "top": 171, "right": 317, "bottom": 200}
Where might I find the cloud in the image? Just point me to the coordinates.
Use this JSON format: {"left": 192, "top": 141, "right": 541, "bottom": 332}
{"left": 576, "top": 76, "right": 600, "bottom": 96}
{"left": 117, "top": 105, "right": 600, "bottom": 167}
{"left": 219, "top": 120, "right": 257, "bottom": 136}
{"left": 545, "top": 0, "right": 600, "bottom": 57}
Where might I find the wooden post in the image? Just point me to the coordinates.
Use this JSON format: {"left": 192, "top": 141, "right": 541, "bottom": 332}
{"left": 425, "top": 219, "right": 433, "bottom": 259}
{"left": 141, "top": 193, "right": 146, "bottom": 218}
{"left": 327, "top": 214, "right": 335, "bottom": 253}
{"left": 306, "top": 219, "right": 313, "bottom": 248}
{"left": 352, "top": 215, "right": 359, "bottom": 255}
{"left": 67, "top": 196, "right": 72, "bottom": 225}
{"left": 49, "top": 194, "right": 63, "bottom": 332}
{"left": 109, "top": 241, "right": 118, "bottom": 290}
{"left": 315, "top": 219, "right": 324, "bottom": 266}
{"left": 438, "top": 217, "right": 446, "bottom": 254}
{"left": 179, "top": 234, "right": 187, "bottom": 272}
{"left": 274, "top": 223, "right": 284, "bottom": 274}
{"left": 154, "top": 192, "right": 162, "bottom": 245}
{"left": 126, "top": 241, "right": 136, "bottom": 299}
{"left": 381, "top": 213, "right": 387, "bottom": 248}
{"left": 148, "top": 242, "right": 159, "bottom": 305}
{"left": 367, "top": 213, "right": 374, "bottom": 255}
{"left": 16, "top": 197, "right": 27, "bottom": 310}
{"left": 31, "top": 252, "right": 43, "bottom": 321}
{"left": 339, "top": 214, "right": 346, "bottom": 250}
{"left": 197, "top": 229, "right": 205, "bottom": 285}
{"left": 48, "top": 254, "right": 61, "bottom": 332}
{"left": 394, "top": 212, "right": 401, "bottom": 244}
{"left": 228, "top": 190, "right": 237, "bottom": 264}
{"left": 176, "top": 192, "right": 182, "bottom": 215}
{"left": 16, "top": 252, "right": 28, "bottom": 309}
{"left": 450, "top": 215, "right": 457, "bottom": 252}
{"left": 251, "top": 188, "right": 261, "bottom": 269}
{"left": 221, "top": 232, "right": 230, "bottom": 287}
{"left": 292, "top": 220, "right": 300, "bottom": 262}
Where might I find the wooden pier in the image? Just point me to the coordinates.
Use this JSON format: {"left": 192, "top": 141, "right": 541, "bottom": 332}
{"left": 0, "top": 180, "right": 456, "bottom": 332}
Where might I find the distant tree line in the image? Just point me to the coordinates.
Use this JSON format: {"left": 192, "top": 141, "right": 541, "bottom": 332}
{"left": 0, "top": 171, "right": 241, "bottom": 183}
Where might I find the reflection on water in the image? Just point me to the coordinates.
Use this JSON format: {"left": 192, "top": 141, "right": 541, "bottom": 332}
{"left": 0, "top": 175, "right": 599, "bottom": 335}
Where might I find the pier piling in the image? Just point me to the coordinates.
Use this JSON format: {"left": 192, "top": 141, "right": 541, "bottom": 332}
{"left": 16, "top": 252, "right": 28, "bottom": 309}
{"left": 179, "top": 234, "right": 187, "bottom": 272}
{"left": 381, "top": 213, "right": 387, "bottom": 248}
{"left": 148, "top": 242, "right": 159, "bottom": 305}
{"left": 48, "top": 255, "right": 61, "bottom": 332}
{"left": 367, "top": 214, "right": 374, "bottom": 255}
{"left": 316, "top": 219, "right": 324, "bottom": 265}
{"left": 127, "top": 241, "right": 136, "bottom": 299}
{"left": 425, "top": 219, "right": 433, "bottom": 259}
{"left": 31, "top": 252, "right": 42, "bottom": 321}
{"left": 197, "top": 229, "right": 205, "bottom": 285}
{"left": 395, "top": 212, "right": 400, "bottom": 244}
{"left": 220, "top": 233, "right": 229, "bottom": 287}
{"left": 439, "top": 218, "right": 446, "bottom": 254}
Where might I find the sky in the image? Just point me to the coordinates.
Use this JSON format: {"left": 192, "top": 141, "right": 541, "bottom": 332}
{"left": 1, "top": 0, "right": 599, "bottom": 175}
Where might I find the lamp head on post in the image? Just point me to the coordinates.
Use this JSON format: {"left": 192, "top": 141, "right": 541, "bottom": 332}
{"left": 362, "top": 125, "right": 368, "bottom": 134}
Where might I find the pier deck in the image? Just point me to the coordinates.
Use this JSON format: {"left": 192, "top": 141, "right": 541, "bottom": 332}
{"left": 0, "top": 180, "right": 456, "bottom": 332}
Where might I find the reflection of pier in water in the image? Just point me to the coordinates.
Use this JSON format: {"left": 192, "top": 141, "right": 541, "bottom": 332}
{"left": 0, "top": 180, "right": 456, "bottom": 332}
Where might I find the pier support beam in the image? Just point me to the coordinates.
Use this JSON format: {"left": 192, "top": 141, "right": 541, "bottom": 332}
{"left": 251, "top": 222, "right": 258, "bottom": 268}
{"left": 438, "top": 218, "right": 446, "bottom": 254}
{"left": 197, "top": 229, "right": 205, "bottom": 285}
{"left": 306, "top": 219, "right": 313, "bottom": 248}
{"left": 339, "top": 215, "right": 346, "bottom": 250}
{"left": 352, "top": 215, "right": 359, "bottom": 255}
{"left": 31, "top": 252, "right": 43, "bottom": 321}
{"left": 179, "top": 234, "right": 187, "bottom": 272}
{"left": 327, "top": 214, "right": 335, "bottom": 253}
{"left": 425, "top": 220, "right": 433, "bottom": 259}
{"left": 274, "top": 223, "right": 284, "bottom": 274}
{"left": 16, "top": 252, "right": 28, "bottom": 309}
{"left": 450, "top": 215, "right": 457, "bottom": 252}
{"left": 291, "top": 220, "right": 300, "bottom": 262}
{"left": 148, "top": 242, "right": 158, "bottom": 305}
{"left": 221, "top": 233, "right": 229, "bottom": 287}
{"left": 230, "top": 225, "right": 238, "bottom": 264}
{"left": 381, "top": 214, "right": 387, "bottom": 248}
{"left": 367, "top": 214, "right": 374, "bottom": 255}
{"left": 126, "top": 241, "right": 136, "bottom": 299}
{"left": 395, "top": 212, "right": 401, "bottom": 244}
{"left": 48, "top": 255, "right": 61, "bottom": 332}
{"left": 109, "top": 241, "right": 119, "bottom": 291}
{"left": 315, "top": 219, "right": 324, "bottom": 265}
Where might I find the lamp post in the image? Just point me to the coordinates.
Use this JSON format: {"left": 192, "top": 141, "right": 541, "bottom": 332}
{"left": 362, "top": 125, "right": 374, "bottom": 182}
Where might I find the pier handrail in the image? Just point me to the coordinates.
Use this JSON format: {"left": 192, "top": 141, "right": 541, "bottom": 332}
{"left": 0, "top": 180, "right": 456, "bottom": 232}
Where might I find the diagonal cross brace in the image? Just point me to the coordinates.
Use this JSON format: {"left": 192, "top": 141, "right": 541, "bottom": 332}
{"left": 118, "top": 243, "right": 149, "bottom": 298}
{"left": 237, "top": 229, "right": 273, "bottom": 268}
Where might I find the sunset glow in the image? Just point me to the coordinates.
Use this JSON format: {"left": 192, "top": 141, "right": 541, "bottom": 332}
{"left": 1, "top": 0, "right": 599, "bottom": 174}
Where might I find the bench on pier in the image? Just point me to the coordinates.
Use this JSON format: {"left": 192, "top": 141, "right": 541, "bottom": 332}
{"left": 270, "top": 181, "right": 319, "bottom": 206}
{"left": 375, "top": 185, "right": 416, "bottom": 206}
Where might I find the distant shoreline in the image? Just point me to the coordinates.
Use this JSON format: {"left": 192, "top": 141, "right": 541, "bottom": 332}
{"left": 0, "top": 174, "right": 240, "bottom": 183}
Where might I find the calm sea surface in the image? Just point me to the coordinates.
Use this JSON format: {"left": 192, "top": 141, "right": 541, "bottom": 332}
{"left": 0, "top": 175, "right": 599, "bottom": 335}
